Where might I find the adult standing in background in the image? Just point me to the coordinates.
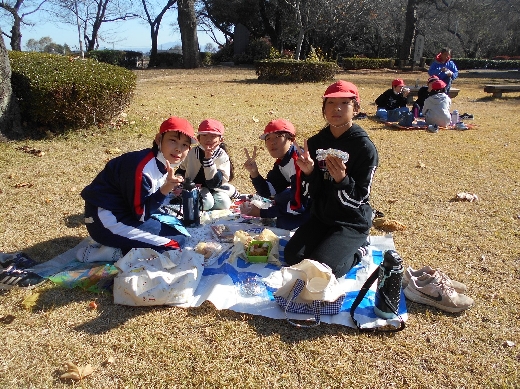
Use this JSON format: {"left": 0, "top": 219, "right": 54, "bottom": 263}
{"left": 428, "top": 48, "right": 458, "bottom": 93}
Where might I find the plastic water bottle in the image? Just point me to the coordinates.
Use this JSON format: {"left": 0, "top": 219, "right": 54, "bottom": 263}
{"left": 181, "top": 178, "right": 200, "bottom": 227}
{"left": 374, "top": 250, "right": 404, "bottom": 319}
{"left": 451, "top": 110, "right": 459, "bottom": 125}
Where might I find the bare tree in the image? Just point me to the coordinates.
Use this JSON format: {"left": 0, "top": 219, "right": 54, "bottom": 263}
{"left": 140, "top": 0, "right": 177, "bottom": 67}
{"left": 0, "top": 0, "right": 47, "bottom": 50}
{"left": 50, "top": 0, "right": 138, "bottom": 52}
{"left": 177, "top": 0, "right": 199, "bottom": 68}
{"left": 0, "top": 29, "right": 21, "bottom": 138}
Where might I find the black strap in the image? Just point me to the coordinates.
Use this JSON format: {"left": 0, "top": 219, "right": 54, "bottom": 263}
{"left": 349, "top": 267, "right": 406, "bottom": 332}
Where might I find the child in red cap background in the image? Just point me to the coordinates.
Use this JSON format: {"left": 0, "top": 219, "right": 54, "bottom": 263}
{"left": 284, "top": 80, "right": 379, "bottom": 278}
{"left": 240, "top": 118, "right": 311, "bottom": 230}
{"left": 80, "top": 116, "right": 196, "bottom": 258}
{"left": 176, "top": 119, "right": 239, "bottom": 211}
{"left": 375, "top": 78, "right": 410, "bottom": 121}
{"left": 413, "top": 75, "right": 439, "bottom": 118}
{"left": 423, "top": 79, "right": 452, "bottom": 127}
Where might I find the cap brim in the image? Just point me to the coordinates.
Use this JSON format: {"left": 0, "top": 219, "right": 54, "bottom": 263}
{"left": 197, "top": 131, "right": 222, "bottom": 136}
{"left": 323, "top": 92, "right": 358, "bottom": 99}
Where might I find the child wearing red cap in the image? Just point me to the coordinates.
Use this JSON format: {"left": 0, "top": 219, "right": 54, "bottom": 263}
{"left": 80, "top": 116, "right": 196, "bottom": 257}
{"left": 240, "top": 118, "right": 311, "bottom": 230}
{"left": 375, "top": 78, "right": 410, "bottom": 121}
{"left": 423, "top": 79, "right": 452, "bottom": 127}
{"left": 176, "top": 119, "right": 239, "bottom": 211}
{"left": 283, "top": 81, "right": 379, "bottom": 278}
{"left": 413, "top": 75, "right": 439, "bottom": 117}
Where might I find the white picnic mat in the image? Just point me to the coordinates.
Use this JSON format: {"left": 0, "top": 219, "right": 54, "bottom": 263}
{"left": 33, "top": 221, "right": 407, "bottom": 329}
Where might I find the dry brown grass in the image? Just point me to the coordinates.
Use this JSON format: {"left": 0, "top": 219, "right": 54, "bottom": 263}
{"left": 0, "top": 67, "right": 519, "bottom": 388}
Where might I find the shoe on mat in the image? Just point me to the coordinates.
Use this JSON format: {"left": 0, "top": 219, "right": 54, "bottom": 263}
{"left": 0, "top": 266, "right": 46, "bottom": 290}
{"left": 0, "top": 252, "right": 38, "bottom": 269}
{"left": 459, "top": 113, "right": 473, "bottom": 120}
{"left": 404, "top": 273, "right": 474, "bottom": 313}
{"left": 455, "top": 122, "right": 469, "bottom": 130}
{"left": 402, "top": 265, "right": 467, "bottom": 293}
{"left": 427, "top": 124, "right": 439, "bottom": 133}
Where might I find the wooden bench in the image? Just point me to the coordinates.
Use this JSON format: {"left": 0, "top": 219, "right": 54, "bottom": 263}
{"left": 406, "top": 87, "right": 460, "bottom": 105}
{"left": 483, "top": 84, "right": 520, "bottom": 98}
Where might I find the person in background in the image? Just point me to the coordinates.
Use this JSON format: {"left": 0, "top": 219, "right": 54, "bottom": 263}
{"left": 428, "top": 48, "right": 458, "bottom": 93}
{"left": 284, "top": 81, "right": 378, "bottom": 278}
{"left": 375, "top": 78, "right": 410, "bottom": 121}
{"left": 81, "top": 116, "right": 196, "bottom": 254}
{"left": 423, "top": 79, "right": 451, "bottom": 127}
{"left": 176, "top": 119, "right": 239, "bottom": 211}
{"left": 241, "top": 119, "right": 311, "bottom": 230}
{"left": 413, "top": 75, "right": 439, "bottom": 117}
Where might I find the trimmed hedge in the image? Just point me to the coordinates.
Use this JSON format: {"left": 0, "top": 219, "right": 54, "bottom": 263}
{"left": 341, "top": 58, "right": 395, "bottom": 70}
{"left": 432, "top": 58, "right": 520, "bottom": 70}
{"left": 255, "top": 59, "right": 339, "bottom": 82}
{"left": 86, "top": 49, "right": 143, "bottom": 69}
{"left": 9, "top": 51, "right": 136, "bottom": 131}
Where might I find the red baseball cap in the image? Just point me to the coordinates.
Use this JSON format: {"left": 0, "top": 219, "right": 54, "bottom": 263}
{"left": 159, "top": 116, "right": 197, "bottom": 144}
{"left": 198, "top": 119, "right": 225, "bottom": 136}
{"left": 392, "top": 79, "right": 405, "bottom": 87}
{"left": 323, "top": 80, "right": 359, "bottom": 102}
{"left": 427, "top": 75, "right": 439, "bottom": 83}
{"left": 260, "top": 119, "right": 296, "bottom": 140}
{"left": 431, "top": 80, "right": 447, "bottom": 90}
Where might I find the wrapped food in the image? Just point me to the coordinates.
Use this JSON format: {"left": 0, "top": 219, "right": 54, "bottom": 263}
{"left": 316, "top": 148, "right": 349, "bottom": 163}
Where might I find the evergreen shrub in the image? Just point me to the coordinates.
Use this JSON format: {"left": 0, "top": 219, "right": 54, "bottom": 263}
{"left": 341, "top": 58, "right": 395, "bottom": 70}
{"left": 254, "top": 59, "right": 339, "bottom": 82}
{"left": 9, "top": 51, "right": 136, "bottom": 131}
{"left": 86, "top": 49, "right": 143, "bottom": 69}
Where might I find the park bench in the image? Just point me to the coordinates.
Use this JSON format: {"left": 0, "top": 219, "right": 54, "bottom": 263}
{"left": 483, "top": 85, "right": 520, "bottom": 98}
{"left": 406, "top": 87, "right": 460, "bottom": 105}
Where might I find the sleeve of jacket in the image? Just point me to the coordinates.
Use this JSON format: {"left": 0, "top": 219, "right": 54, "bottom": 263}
{"left": 447, "top": 61, "right": 459, "bottom": 80}
{"left": 375, "top": 90, "right": 390, "bottom": 108}
{"left": 332, "top": 142, "right": 378, "bottom": 210}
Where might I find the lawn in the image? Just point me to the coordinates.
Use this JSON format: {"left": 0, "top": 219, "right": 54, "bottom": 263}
{"left": 0, "top": 66, "right": 519, "bottom": 388}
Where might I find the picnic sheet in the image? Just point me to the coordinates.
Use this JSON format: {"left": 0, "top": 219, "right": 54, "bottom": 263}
{"left": 383, "top": 121, "right": 476, "bottom": 131}
{"left": 32, "top": 218, "right": 407, "bottom": 329}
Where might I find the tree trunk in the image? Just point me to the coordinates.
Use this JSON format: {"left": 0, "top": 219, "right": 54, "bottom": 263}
{"left": 0, "top": 30, "right": 21, "bottom": 139}
{"left": 178, "top": 0, "right": 200, "bottom": 69}
{"left": 399, "top": 0, "right": 418, "bottom": 64}
{"left": 10, "top": 14, "right": 22, "bottom": 51}
{"left": 148, "top": 25, "right": 160, "bottom": 67}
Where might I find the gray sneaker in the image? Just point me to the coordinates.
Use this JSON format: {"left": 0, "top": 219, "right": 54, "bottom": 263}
{"left": 402, "top": 266, "right": 467, "bottom": 293}
{"left": 404, "top": 273, "right": 474, "bottom": 313}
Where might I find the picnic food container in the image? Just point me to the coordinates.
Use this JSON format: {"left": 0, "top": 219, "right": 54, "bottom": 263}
{"left": 246, "top": 241, "right": 272, "bottom": 263}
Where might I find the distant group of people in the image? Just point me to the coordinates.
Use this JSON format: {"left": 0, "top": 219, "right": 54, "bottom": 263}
{"left": 79, "top": 48, "right": 459, "bottom": 279}
{"left": 374, "top": 47, "right": 458, "bottom": 127}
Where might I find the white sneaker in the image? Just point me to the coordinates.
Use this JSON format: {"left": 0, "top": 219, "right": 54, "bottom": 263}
{"left": 402, "top": 266, "right": 467, "bottom": 293}
{"left": 404, "top": 273, "right": 474, "bottom": 313}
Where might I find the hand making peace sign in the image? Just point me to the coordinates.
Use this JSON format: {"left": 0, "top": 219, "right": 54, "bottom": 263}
{"left": 294, "top": 139, "right": 314, "bottom": 176}
{"left": 243, "top": 146, "right": 259, "bottom": 178}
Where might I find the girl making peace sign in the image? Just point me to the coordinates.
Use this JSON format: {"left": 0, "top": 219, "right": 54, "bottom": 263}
{"left": 283, "top": 81, "right": 379, "bottom": 278}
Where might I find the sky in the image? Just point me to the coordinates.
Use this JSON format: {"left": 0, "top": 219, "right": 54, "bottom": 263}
{"left": 2, "top": 10, "right": 223, "bottom": 53}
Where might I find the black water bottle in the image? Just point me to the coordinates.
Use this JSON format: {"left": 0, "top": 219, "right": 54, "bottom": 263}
{"left": 181, "top": 178, "right": 200, "bottom": 227}
{"left": 374, "top": 250, "right": 404, "bottom": 319}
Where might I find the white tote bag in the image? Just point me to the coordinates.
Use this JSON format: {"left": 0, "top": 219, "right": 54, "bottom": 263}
{"left": 113, "top": 248, "right": 204, "bottom": 306}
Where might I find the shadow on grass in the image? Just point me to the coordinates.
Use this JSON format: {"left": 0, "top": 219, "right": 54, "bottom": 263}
{"left": 475, "top": 95, "right": 520, "bottom": 102}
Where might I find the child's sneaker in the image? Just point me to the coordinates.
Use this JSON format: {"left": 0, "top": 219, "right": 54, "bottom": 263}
{"left": 455, "top": 122, "right": 468, "bottom": 130}
{"left": 0, "top": 266, "right": 46, "bottom": 290}
{"left": 404, "top": 274, "right": 474, "bottom": 313}
{"left": 427, "top": 124, "right": 439, "bottom": 133}
{"left": 459, "top": 113, "right": 473, "bottom": 120}
{"left": 0, "top": 252, "right": 38, "bottom": 269}
{"left": 402, "top": 265, "right": 467, "bottom": 293}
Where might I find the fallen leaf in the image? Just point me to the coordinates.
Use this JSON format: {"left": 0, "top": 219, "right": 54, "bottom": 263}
{"left": 106, "top": 356, "right": 115, "bottom": 364}
{"left": 504, "top": 340, "right": 515, "bottom": 347}
{"left": 88, "top": 301, "right": 98, "bottom": 310}
{"left": 14, "top": 182, "right": 33, "bottom": 188}
{"left": 22, "top": 293, "right": 40, "bottom": 310}
{"left": 453, "top": 192, "right": 479, "bottom": 202}
{"left": 60, "top": 361, "right": 94, "bottom": 381}
{"left": 372, "top": 217, "right": 407, "bottom": 232}
{"left": 0, "top": 314, "right": 15, "bottom": 324}
{"left": 252, "top": 116, "right": 259, "bottom": 123}
{"left": 417, "top": 162, "right": 426, "bottom": 168}
{"left": 105, "top": 148, "right": 122, "bottom": 155}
